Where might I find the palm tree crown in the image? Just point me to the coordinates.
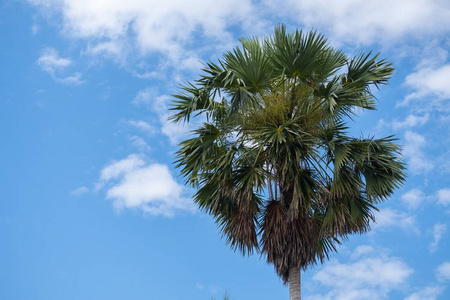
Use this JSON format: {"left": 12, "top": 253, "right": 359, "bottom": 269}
{"left": 170, "top": 25, "right": 405, "bottom": 293}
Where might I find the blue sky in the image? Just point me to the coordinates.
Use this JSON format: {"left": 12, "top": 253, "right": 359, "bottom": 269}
{"left": 1, "top": 0, "right": 450, "bottom": 299}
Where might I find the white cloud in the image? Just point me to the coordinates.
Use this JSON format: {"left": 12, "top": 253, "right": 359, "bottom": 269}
{"left": 29, "top": 0, "right": 259, "bottom": 69}
{"left": 37, "top": 47, "right": 83, "bottom": 85}
{"left": 125, "top": 120, "right": 157, "bottom": 135}
{"left": 264, "top": 0, "right": 450, "bottom": 45}
{"left": 404, "top": 63, "right": 450, "bottom": 104}
{"left": 100, "top": 154, "right": 145, "bottom": 181}
{"left": 131, "top": 88, "right": 153, "bottom": 106}
{"left": 99, "top": 154, "right": 194, "bottom": 216}
{"left": 404, "top": 263, "right": 450, "bottom": 300}
{"left": 403, "top": 131, "right": 433, "bottom": 174}
{"left": 402, "top": 48, "right": 450, "bottom": 108}
{"left": 131, "top": 70, "right": 159, "bottom": 79}
{"left": 372, "top": 208, "right": 418, "bottom": 234}
{"left": 307, "top": 255, "right": 413, "bottom": 300}
{"left": 37, "top": 47, "right": 72, "bottom": 73}
{"left": 132, "top": 88, "right": 193, "bottom": 145}
{"left": 392, "top": 114, "right": 430, "bottom": 130}
{"left": 70, "top": 186, "right": 89, "bottom": 196}
{"left": 401, "top": 189, "right": 425, "bottom": 210}
{"left": 85, "top": 40, "right": 125, "bottom": 60}
{"left": 30, "top": 0, "right": 450, "bottom": 56}
{"left": 350, "top": 245, "right": 374, "bottom": 260}
{"left": 430, "top": 223, "right": 446, "bottom": 252}
{"left": 404, "top": 286, "right": 444, "bottom": 300}
{"left": 129, "top": 135, "right": 151, "bottom": 152}
{"left": 56, "top": 72, "right": 83, "bottom": 85}
{"left": 437, "top": 262, "right": 450, "bottom": 281}
{"left": 437, "top": 188, "right": 450, "bottom": 206}
{"left": 31, "top": 24, "right": 39, "bottom": 34}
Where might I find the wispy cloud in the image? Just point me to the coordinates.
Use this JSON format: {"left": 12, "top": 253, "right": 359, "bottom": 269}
{"left": 403, "top": 131, "right": 433, "bottom": 174}
{"left": 306, "top": 254, "right": 413, "bottom": 300}
{"left": 37, "top": 47, "right": 82, "bottom": 85}
{"left": 70, "top": 186, "right": 89, "bottom": 196}
{"left": 405, "top": 262, "right": 450, "bottom": 299}
{"left": 132, "top": 88, "right": 194, "bottom": 145}
{"left": 392, "top": 114, "right": 430, "bottom": 131}
{"left": 437, "top": 262, "right": 450, "bottom": 281}
{"left": 131, "top": 88, "right": 154, "bottom": 106}
{"left": 31, "top": 24, "right": 40, "bottom": 34}
{"left": 372, "top": 208, "right": 418, "bottom": 234}
{"left": 437, "top": 188, "right": 450, "bottom": 206}
{"left": 85, "top": 40, "right": 126, "bottom": 62}
{"left": 349, "top": 245, "right": 375, "bottom": 260}
{"left": 125, "top": 120, "right": 157, "bottom": 135}
{"left": 401, "top": 188, "right": 425, "bottom": 210}
{"left": 129, "top": 136, "right": 151, "bottom": 152}
{"left": 37, "top": 47, "right": 72, "bottom": 72}
{"left": 429, "top": 223, "right": 446, "bottom": 252}
{"left": 404, "top": 286, "right": 444, "bottom": 300}
{"left": 56, "top": 72, "right": 82, "bottom": 85}
{"left": 98, "top": 154, "right": 194, "bottom": 216}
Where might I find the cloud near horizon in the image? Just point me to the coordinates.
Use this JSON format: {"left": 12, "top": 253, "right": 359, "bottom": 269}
{"left": 307, "top": 253, "right": 413, "bottom": 300}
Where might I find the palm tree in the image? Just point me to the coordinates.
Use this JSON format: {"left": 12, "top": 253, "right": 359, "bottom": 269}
{"left": 170, "top": 25, "right": 405, "bottom": 300}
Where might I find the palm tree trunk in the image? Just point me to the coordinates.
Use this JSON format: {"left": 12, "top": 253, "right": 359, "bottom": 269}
{"left": 289, "top": 266, "right": 301, "bottom": 300}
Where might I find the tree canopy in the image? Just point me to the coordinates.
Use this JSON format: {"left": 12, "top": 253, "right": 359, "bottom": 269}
{"left": 170, "top": 24, "right": 406, "bottom": 285}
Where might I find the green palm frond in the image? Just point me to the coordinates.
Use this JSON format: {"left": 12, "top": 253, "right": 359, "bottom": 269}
{"left": 226, "top": 36, "right": 272, "bottom": 91}
{"left": 347, "top": 52, "right": 394, "bottom": 88}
